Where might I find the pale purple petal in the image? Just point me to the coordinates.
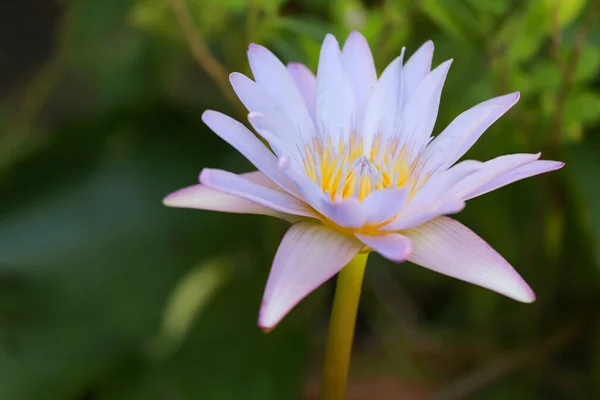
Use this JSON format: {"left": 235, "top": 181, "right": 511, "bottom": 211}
{"left": 278, "top": 157, "right": 366, "bottom": 228}
{"left": 452, "top": 153, "right": 541, "bottom": 200}
{"left": 403, "top": 40, "right": 434, "bottom": 101}
{"left": 259, "top": 222, "right": 363, "bottom": 329}
{"left": 361, "top": 50, "right": 405, "bottom": 151}
{"left": 342, "top": 31, "right": 377, "bottom": 123}
{"left": 404, "top": 217, "right": 535, "bottom": 302}
{"left": 401, "top": 59, "right": 452, "bottom": 161}
{"left": 316, "top": 34, "right": 356, "bottom": 143}
{"left": 465, "top": 160, "right": 564, "bottom": 200}
{"left": 355, "top": 233, "right": 412, "bottom": 262}
{"left": 202, "top": 110, "right": 298, "bottom": 195}
{"left": 287, "top": 62, "right": 317, "bottom": 124}
{"left": 247, "top": 111, "right": 287, "bottom": 157}
{"left": 402, "top": 160, "right": 482, "bottom": 216}
{"left": 229, "top": 73, "right": 298, "bottom": 152}
{"left": 163, "top": 186, "right": 294, "bottom": 222}
{"left": 362, "top": 187, "right": 410, "bottom": 224}
{"left": 419, "top": 92, "right": 520, "bottom": 177}
{"left": 382, "top": 200, "right": 465, "bottom": 232}
{"left": 247, "top": 44, "right": 314, "bottom": 139}
{"left": 200, "top": 168, "right": 318, "bottom": 219}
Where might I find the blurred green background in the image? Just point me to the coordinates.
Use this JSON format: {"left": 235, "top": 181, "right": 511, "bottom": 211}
{"left": 1, "top": 0, "right": 599, "bottom": 399}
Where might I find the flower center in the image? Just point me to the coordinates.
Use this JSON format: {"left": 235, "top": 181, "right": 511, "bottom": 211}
{"left": 300, "top": 134, "right": 413, "bottom": 201}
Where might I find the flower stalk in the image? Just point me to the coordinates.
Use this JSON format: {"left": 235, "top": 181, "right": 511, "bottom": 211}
{"left": 320, "top": 252, "right": 369, "bottom": 400}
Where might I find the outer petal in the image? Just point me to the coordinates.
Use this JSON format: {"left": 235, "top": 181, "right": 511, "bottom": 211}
{"left": 465, "top": 160, "right": 564, "bottom": 200}
{"left": 259, "top": 222, "right": 364, "bottom": 329}
{"left": 401, "top": 59, "right": 452, "bottom": 162}
{"left": 316, "top": 34, "right": 356, "bottom": 143}
{"left": 247, "top": 44, "right": 314, "bottom": 140}
{"left": 164, "top": 172, "right": 297, "bottom": 222}
{"left": 202, "top": 110, "right": 297, "bottom": 195}
{"left": 355, "top": 233, "right": 412, "bottom": 262}
{"left": 287, "top": 62, "right": 317, "bottom": 124}
{"left": 404, "top": 217, "right": 535, "bottom": 302}
{"left": 452, "top": 153, "right": 541, "bottom": 200}
{"left": 419, "top": 92, "right": 520, "bottom": 177}
{"left": 403, "top": 40, "right": 434, "bottom": 101}
{"left": 342, "top": 31, "right": 377, "bottom": 123}
{"left": 200, "top": 168, "right": 318, "bottom": 219}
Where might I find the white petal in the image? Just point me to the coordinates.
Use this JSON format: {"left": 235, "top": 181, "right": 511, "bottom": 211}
{"left": 200, "top": 168, "right": 317, "bottom": 219}
{"left": 403, "top": 40, "right": 434, "bottom": 101}
{"left": 404, "top": 217, "right": 535, "bottom": 302}
{"left": 202, "top": 110, "right": 297, "bottom": 195}
{"left": 287, "top": 62, "right": 317, "bottom": 124}
{"left": 316, "top": 34, "right": 356, "bottom": 143}
{"left": 401, "top": 59, "right": 452, "bottom": 161}
{"left": 362, "top": 187, "right": 410, "bottom": 224}
{"left": 465, "top": 160, "right": 564, "bottom": 200}
{"left": 419, "top": 92, "right": 520, "bottom": 177}
{"left": 163, "top": 181, "right": 295, "bottom": 223}
{"left": 229, "top": 73, "right": 298, "bottom": 152}
{"left": 452, "top": 153, "right": 541, "bottom": 200}
{"left": 361, "top": 50, "right": 405, "bottom": 151}
{"left": 381, "top": 200, "right": 465, "bottom": 232}
{"left": 247, "top": 44, "right": 314, "bottom": 140}
{"left": 402, "top": 160, "right": 482, "bottom": 217}
{"left": 278, "top": 157, "right": 366, "bottom": 228}
{"left": 259, "top": 222, "right": 363, "bottom": 329}
{"left": 356, "top": 233, "right": 412, "bottom": 262}
{"left": 342, "top": 31, "right": 377, "bottom": 123}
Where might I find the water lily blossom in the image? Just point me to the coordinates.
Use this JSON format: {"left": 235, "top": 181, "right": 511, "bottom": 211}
{"left": 164, "top": 32, "right": 563, "bottom": 330}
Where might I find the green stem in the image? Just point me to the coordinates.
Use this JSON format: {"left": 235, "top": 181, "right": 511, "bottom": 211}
{"left": 320, "top": 252, "right": 369, "bottom": 400}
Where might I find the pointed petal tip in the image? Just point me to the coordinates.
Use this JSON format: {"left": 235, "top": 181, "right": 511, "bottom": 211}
{"left": 162, "top": 191, "right": 178, "bottom": 207}
{"left": 345, "top": 30, "right": 367, "bottom": 45}
{"left": 247, "top": 42, "right": 261, "bottom": 52}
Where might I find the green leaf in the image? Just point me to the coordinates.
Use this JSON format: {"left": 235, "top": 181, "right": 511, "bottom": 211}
{"left": 544, "top": 0, "right": 587, "bottom": 27}
{"left": 575, "top": 45, "right": 600, "bottom": 82}
{"left": 563, "top": 90, "right": 600, "bottom": 126}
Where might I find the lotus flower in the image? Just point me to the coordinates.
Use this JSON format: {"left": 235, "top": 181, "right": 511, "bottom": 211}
{"left": 164, "top": 32, "right": 563, "bottom": 330}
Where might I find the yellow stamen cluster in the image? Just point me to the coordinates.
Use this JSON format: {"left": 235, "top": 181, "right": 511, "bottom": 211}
{"left": 300, "top": 134, "right": 413, "bottom": 201}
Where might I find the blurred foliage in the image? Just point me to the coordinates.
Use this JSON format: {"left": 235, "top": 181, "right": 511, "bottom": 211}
{"left": 1, "top": 0, "right": 600, "bottom": 399}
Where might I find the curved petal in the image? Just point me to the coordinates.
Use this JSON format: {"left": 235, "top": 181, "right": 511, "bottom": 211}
{"left": 342, "top": 31, "right": 377, "bottom": 123}
{"left": 229, "top": 73, "right": 298, "bottom": 153}
{"left": 419, "top": 92, "right": 520, "bottom": 177}
{"left": 361, "top": 50, "right": 405, "bottom": 152}
{"left": 164, "top": 172, "right": 296, "bottom": 221}
{"left": 202, "top": 110, "right": 298, "bottom": 195}
{"left": 381, "top": 200, "right": 465, "bottom": 232}
{"left": 247, "top": 43, "right": 314, "bottom": 140}
{"left": 404, "top": 217, "right": 535, "bottom": 302}
{"left": 287, "top": 62, "right": 317, "bottom": 123}
{"left": 465, "top": 160, "right": 564, "bottom": 200}
{"left": 278, "top": 157, "right": 366, "bottom": 228}
{"left": 452, "top": 153, "right": 541, "bottom": 200}
{"left": 362, "top": 187, "right": 410, "bottom": 224}
{"left": 200, "top": 168, "right": 318, "bottom": 219}
{"left": 316, "top": 34, "right": 356, "bottom": 143}
{"left": 259, "top": 222, "right": 363, "bottom": 329}
{"left": 403, "top": 40, "right": 434, "bottom": 101}
{"left": 356, "top": 233, "right": 412, "bottom": 262}
{"left": 401, "top": 59, "right": 452, "bottom": 162}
